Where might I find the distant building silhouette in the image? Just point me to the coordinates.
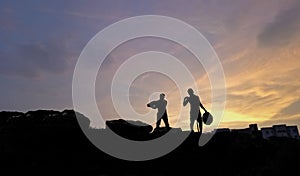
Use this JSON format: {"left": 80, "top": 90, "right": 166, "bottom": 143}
{"left": 231, "top": 124, "right": 259, "bottom": 135}
{"left": 261, "top": 125, "right": 300, "bottom": 140}
{"left": 215, "top": 124, "right": 300, "bottom": 140}
{"left": 215, "top": 128, "right": 230, "bottom": 133}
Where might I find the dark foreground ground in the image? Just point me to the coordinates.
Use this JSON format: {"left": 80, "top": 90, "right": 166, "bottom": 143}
{"left": 1, "top": 110, "right": 300, "bottom": 176}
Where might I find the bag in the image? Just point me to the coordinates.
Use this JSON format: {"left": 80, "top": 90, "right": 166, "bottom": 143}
{"left": 203, "top": 112, "right": 213, "bottom": 125}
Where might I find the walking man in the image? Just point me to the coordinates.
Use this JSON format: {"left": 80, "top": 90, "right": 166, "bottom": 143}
{"left": 183, "top": 88, "right": 207, "bottom": 133}
{"left": 147, "top": 93, "right": 170, "bottom": 129}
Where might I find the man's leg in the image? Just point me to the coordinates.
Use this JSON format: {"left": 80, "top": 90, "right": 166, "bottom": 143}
{"left": 162, "top": 112, "right": 170, "bottom": 128}
{"left": 197, "top": 111, "right": 203, "bottom": 135}
{"left": 156, "top": 118, "right": 161, "bottom": 129}
{"left": 198, "top": 118, "right": 203, "bottom": 136}
{"left": 190, "top": 118, "right": 195, "bottom": 132}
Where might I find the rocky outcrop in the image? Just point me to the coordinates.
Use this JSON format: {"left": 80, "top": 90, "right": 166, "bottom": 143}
{"left": 0, "top": 109, "right": 90, "bottom": 130}
{"left": 106, "top": 119, "right": 153, "bottom": 140}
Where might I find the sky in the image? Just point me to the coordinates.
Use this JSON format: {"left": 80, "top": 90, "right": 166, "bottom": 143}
{"left": 1, "top": 0, "right": 300, "bottom": 131}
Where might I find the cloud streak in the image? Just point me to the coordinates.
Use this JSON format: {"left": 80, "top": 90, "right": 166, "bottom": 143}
{"left": 257, "top": 1, "right": 300, "bottom": 47}
{"left": 0, "top": 38, "right": 76, "bottom": 78}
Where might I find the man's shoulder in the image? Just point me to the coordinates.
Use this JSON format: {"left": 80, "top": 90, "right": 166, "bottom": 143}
{"left": 192, "top": 95, "right": 199, "bottom": 99}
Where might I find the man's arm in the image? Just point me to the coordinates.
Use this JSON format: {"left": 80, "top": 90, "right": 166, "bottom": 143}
{"left": 199, "top": 101, "right": 207, "bottom": 112}
{"left": 183, "top": 97, "right": 189, "bottom": 106}
{"left": 147, "top": 101, "right": 158, "bottom": 109}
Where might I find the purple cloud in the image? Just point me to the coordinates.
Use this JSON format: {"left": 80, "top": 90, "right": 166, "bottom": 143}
{"left": 0, "top": 38, "right": 76, "bottom": 78}
{"left": 257, "top": 1, "right": 300, "bottom": 47}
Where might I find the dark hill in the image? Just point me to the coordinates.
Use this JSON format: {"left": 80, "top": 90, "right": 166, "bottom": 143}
{"left": 0, "top": 110, "right": 300, "bottom": 176}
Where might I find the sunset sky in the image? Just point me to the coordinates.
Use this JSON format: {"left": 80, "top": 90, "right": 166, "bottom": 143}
{"left": 1, "top": 0, "right": 300, "bottom": 131}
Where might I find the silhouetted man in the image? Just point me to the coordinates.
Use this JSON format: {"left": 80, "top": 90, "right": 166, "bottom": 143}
{"left": 147, "top": 93, "right": 170, "bottom": 129}
{"left": 183, "top": 88, "right": 207, "bottom": 133}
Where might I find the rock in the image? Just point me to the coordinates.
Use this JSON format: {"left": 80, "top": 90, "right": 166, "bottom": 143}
{"left": 0, "top": 109, "right": 90, "bottom": 130}
{"left": 0, "top": 111, "right": 23, "bottom": 127}
{"left": 106, "top": 119, "right": 153, "bottom": 140}
{"left": 151, "top": 127, "right": 172, "bottom": 137}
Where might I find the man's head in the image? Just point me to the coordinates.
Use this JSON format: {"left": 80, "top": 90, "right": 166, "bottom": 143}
{"left": 187, "top": 88, "right": 194, "bottom": 96}
{"left": 160, "top": 93, "right": 165, "bottom": 100}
